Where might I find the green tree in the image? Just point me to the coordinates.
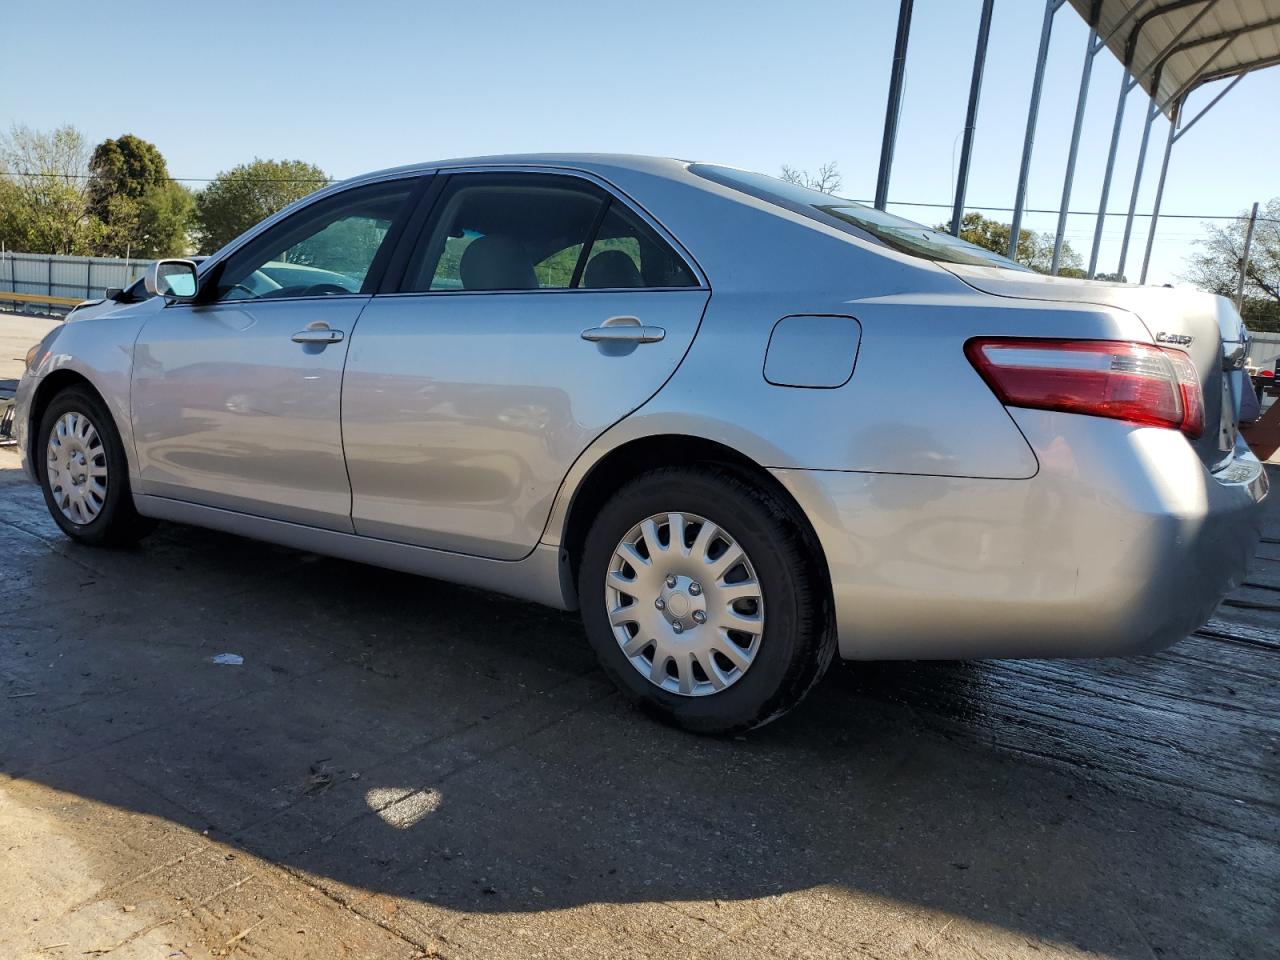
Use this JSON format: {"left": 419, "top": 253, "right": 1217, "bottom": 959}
{"left": 0, "top": 124, "right": 102, "bottom": 254}
{"left": 939, "top": 211, "right": 1085, "bottom": 275}
{"left": 86, "top": 134, "right": 193, "bottom": 257}
{"left": 194, "top": 159, "right": 329, "bottom": 254}
{"left": 1184, "top": 200, "right": 1280, "bottom": 332}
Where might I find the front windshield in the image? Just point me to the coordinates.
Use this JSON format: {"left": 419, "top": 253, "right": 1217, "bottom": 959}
{"left": 689, "top": 164, "right": 1029, "bottom": 271}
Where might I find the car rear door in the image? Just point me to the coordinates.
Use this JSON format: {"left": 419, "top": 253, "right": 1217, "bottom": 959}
{"left": 130, "top": 177, "right": 422, "bottom": 530}
{"left": 342, "top": 170, "right": 709, "bottom": 559}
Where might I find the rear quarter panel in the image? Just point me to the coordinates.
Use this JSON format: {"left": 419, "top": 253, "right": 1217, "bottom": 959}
{"left": 536, "top": 164, "right": 1164, "bottom": 550}
{"left": 571, "top": 160, "right": 1155, "bottom": 472}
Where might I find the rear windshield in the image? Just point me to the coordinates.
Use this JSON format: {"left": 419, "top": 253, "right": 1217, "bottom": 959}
{"left": 689, "top": 164, "right": 1029, "bottom": 271}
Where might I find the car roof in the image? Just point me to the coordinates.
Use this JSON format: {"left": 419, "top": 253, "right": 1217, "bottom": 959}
{"left": 339, "top": 154, "right": 694, "bottom": 187}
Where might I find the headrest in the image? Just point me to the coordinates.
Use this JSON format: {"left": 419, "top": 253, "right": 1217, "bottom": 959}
{"left": 458, "top": 235, "right": 536, "bottom": 290}
{"left": 583, "top": 249, "right": 642, "bottom": 289}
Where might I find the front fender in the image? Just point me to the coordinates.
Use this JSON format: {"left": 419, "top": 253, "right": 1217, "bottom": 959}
{"left": 22, "top": 303, "right": 156, "bottom": 481}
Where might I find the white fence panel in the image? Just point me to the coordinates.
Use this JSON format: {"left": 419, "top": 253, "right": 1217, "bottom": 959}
{"left": 0, "top": 250, "right": 155, "bottom": 311}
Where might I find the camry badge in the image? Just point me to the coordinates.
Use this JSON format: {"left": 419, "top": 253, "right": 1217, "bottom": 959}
{"left": 1156, "top": 332, "right": 1194, "bottom": 346}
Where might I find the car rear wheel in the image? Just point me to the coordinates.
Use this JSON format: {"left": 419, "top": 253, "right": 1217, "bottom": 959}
{"left": 579, "top": 465, "right": 834, "bottom": 734}
{"left": 37, "top": 386, "right": 152, "bottom": 547}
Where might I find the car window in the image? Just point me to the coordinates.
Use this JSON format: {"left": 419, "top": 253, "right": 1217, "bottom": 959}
{"left": 404, "top": 175, "right": 605, "bottom": 292}
{"left": 209, "top": 180, "right": 415, "bottom": 302}
{"left": 580, "top": 202, "right": 697, "bottom": 289}
{"left": 402, "top": 173, "right": 699, "bottom": 292}
{"left": 689, "top": 163, "right": 1031, "bottom": 272}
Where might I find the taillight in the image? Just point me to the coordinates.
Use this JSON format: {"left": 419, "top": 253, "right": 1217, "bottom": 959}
{"left": 966, "top": 338, "right": 1205, "bottom": 438}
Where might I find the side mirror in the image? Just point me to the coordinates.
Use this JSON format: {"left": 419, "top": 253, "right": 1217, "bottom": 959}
{"left": 144, "top": 259, "right": 198, "bottom": 301}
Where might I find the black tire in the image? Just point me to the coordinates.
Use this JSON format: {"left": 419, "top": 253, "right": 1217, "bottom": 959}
{"left": 579, "top": 465, "right": 835, "bottom": 735}
{"left": 36, "top": 386, "right": 153, "bottom": 547}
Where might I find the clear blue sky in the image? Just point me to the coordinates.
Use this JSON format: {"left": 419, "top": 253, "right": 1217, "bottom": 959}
{"left": 3, "top": 0, "right": 1277, "bottom": 284}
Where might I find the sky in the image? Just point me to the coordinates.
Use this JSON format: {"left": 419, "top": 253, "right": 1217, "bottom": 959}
{"left": 3, "top": 0, "right": 1277, "bottom": 285}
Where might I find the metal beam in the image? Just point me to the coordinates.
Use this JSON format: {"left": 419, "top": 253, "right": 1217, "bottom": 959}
{"left": 1008, "top": 0, "right": 1064, "bottom": 260}
{"left": 950, "top": 0, "right": 996, "bottom": 236}
{"left": 875, "top": 0, "right": 914, "bottom": 211}
{"left": 1123, "top": 0, "right": 1210, "bottom": 67}
{"left": 1129, "top": 0, "right": 1222, "bottom": 85}
{"left": 1148, "top": 12, "right": 1280, "bottom": 109}
{"left": 1140, "top": 73, "right": 1245, "bottom": 283}
{"left": 1052, "top": 28, "right": 1103, "bottom": 274}
{"left": 1237, "top": 202, "right": 1260, "bottom": 310}
{"left": 1139, "top": 115, "right": 1177, "bottom": 284}
{"left": 1159, "top": 34, "right": 1237, "bottom": 110}
{"left": 1172, "top": 70, "right": 1244, "bottom": 141}
{"left": 1088, "top": 70, "right": 1139, "bottom": 277}
{"left": 1190, "top": 51, "right": 1280, "bottom": 91}
{"left": 1117, "top": 96, "right": 1159, "bottom": 280}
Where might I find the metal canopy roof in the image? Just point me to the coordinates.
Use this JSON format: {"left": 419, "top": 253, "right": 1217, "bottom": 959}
{"left": 1069, "top": 0, "right": 1280, "bottom": 115}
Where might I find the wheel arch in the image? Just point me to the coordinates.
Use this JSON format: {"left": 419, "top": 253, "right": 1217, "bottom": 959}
{"left": 555, "top": 432, "right": 833, "bottom": 612}
{"left": 26, "top": 370, "right": 111, "bottom": 468}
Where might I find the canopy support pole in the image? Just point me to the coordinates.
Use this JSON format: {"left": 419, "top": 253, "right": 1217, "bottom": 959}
{"left": 1052, "top": 28, "right": 1104, "bottom": 275}
{"left": 1088, "top": 71, "right": 1139, "bottom": 278}
{"left": 875, "top": 0, "right": 915, "bottom": 211}
{"left": 1117, "top": 96, "right": 1158, "bottom": 280}
{"left": 1237, "top": 201, "right": 1260, "bottom": 310}
{"left": 1140, "top": 73, "right": 1245, "bottom": 283}
{"left": 950, "top": 0, "right": 996, "bottom": 236}
{"left": 1008, "top": 0, "right": 1064, "bottom": 259}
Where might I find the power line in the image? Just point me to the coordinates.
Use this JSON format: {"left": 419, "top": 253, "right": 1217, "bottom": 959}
{"left": 7, "top": 170, "right": 331, "bottom": 184}
{"left": 5, "top": 169, "right": 1276, "bottom": 223}
{"left": 871, "top": 198, "right": 1279, "bottom": 223}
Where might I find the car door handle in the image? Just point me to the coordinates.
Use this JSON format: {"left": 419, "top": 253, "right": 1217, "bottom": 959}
{"left": 291, "top": 327, "right": 344, "bottom": 344}
{"left": 581, "top": 318, "right": 665, "bottom": 344}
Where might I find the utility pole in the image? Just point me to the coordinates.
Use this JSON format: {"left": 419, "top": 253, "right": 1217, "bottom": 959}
{"left": 1236, "top": 202, "right": 1260, "bottom": 311}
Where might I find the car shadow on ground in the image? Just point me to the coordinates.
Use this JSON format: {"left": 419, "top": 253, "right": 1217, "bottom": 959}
{"left": 1, "top": 485, "right": 1276, "bottom": 959}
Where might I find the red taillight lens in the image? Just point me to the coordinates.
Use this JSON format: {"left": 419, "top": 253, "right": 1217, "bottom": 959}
{"left": 966, "top": 338, "right": 1205, "bottom": 438}
{"left": 1261, "top": 370, "right": 1275, "bottom": 378}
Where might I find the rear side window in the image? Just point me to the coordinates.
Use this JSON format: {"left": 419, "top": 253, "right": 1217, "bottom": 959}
{"left": 401, "top": 173, "right": 699, "bottom": 292}
{"left": 689, "top": 163, "right": 1030, "bottom": 272}
{"left": 580, "top": 202, "right": 698, "bottom": 289}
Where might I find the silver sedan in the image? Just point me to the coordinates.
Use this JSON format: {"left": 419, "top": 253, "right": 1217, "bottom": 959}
{"left": 11, "top": 155, "right": 1267, "bottom": 733}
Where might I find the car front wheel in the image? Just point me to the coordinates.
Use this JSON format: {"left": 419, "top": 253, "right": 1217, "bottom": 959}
{"left": 579, "top": 465, "right": 834, "bottom": 734}
{"left": 37, "top": 386, "right": 151, "bottom": 547}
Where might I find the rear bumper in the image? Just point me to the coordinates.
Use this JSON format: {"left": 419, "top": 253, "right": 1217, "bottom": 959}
{"left": 772, "top": 410, "right": 1267, "bottom": 660}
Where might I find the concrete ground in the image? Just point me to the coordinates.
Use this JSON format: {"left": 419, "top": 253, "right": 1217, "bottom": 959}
{"left": 0, "top": 313, "right": 59, "bottom": 381}
{"left": 1, "top": 454, "right": 1278, "bottom": 958}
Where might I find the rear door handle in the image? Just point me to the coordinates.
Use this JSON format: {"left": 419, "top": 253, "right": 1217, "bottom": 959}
{"left": 581, "top": 316, "right": 665, "bottom": 344}
{"left": 291, "top": 327, "right": 344, "bottom": 344}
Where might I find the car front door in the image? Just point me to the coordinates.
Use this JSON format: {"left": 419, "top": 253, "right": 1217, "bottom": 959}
{"left": 131, "top": 177, "right": 421, "bottom": 530}
{"left": 342, "top": 171, "right": 709, "bottom": 559}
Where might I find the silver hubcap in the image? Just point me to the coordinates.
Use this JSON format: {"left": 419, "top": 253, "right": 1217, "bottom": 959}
{"left": 606, "top": 512, "right": 765, "bottom": 697}
{"left": 45, "top": 411, "right": 108, "bottom": 525}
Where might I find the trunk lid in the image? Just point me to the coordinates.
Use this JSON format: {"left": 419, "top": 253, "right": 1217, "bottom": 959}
{"left": 942, "top": 264, "right": 1247, "bottom": 470}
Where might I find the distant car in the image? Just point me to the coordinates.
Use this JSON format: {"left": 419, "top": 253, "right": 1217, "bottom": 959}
{"left": 11, "top": 154, "right": 1268, "bottom": 734}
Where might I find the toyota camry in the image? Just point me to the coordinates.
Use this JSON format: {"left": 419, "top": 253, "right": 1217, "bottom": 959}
{"left": 12, "top": 155, "right": 1266, "bottom": 733}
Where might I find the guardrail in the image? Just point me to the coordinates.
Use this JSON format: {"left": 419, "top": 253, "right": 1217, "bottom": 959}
{"left": 2, "top": 290, "right": 83, "bottom": 308}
